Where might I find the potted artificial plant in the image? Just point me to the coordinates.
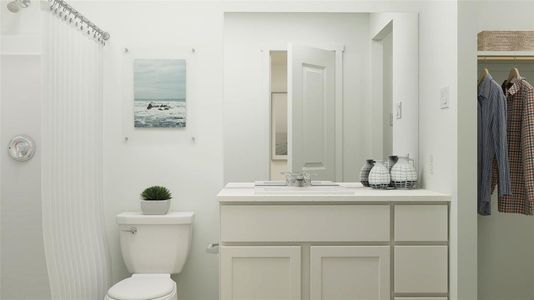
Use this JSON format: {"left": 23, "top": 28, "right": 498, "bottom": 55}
{"left": 140, "top": 185, "right": 172, "bottom": 215}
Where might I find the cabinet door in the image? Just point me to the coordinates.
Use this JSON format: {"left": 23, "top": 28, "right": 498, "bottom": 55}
{"left": 220, "top": 246, "right": 301, "bottom": 300}
{"left": 310, "top": 246, "right": 390, "bottom": 300}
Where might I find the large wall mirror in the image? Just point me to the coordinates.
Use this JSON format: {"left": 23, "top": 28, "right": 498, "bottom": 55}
{"left": 223, "top": 12, "right": 419, "bottom": 183}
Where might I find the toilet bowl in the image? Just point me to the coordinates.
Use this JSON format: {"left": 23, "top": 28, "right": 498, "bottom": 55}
{"left": 105, "top": 274, "right": 177, "bottom": 300}
{"left": 105, "top": 212, "right": 194, "bottom": 300}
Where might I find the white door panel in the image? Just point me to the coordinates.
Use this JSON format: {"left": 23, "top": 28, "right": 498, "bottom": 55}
{"left": 288, "top": 44, "right": 335, "bottom": 180}
{"left": 310, "top": 246, "right": 390, "bottom": 300}
{"left": 220, "top": 246, "right": 301, "bottom": 300}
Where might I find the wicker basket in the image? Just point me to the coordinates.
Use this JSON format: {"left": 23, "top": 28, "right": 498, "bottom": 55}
{"left": 478, "top": 31, "right": 534, "bottom": 51}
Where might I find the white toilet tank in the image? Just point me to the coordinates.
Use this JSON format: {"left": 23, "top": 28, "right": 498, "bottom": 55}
{"left": 116, "top": 212, "right": 194, "bottom": 274}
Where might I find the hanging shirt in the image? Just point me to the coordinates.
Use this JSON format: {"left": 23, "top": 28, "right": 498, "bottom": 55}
{"left": 492, "top": 78, "right": 534, "bottom": 215}
{"left": 478, "top": 74, "right": 511, "bottom": 215}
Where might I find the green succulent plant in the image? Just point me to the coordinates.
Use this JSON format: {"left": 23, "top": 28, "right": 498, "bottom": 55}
{"left": 141, "top": 186, "right": 172, "bottom": 201}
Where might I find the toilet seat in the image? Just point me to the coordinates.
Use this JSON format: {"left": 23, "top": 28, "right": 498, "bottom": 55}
{"left": 105, "top": 274, "right": 176, "bottom": 300}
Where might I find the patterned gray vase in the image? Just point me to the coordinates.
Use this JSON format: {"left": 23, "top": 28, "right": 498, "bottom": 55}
{"left": 359, "top": 159, "right": 375, "bottom": 187}
{"left": 390, "top": 156, "right": 417, "bottom": 189}
{"left": 387, "top": 155, "right": 398, "bottom": 171}
{"left": 386, "top": 155, "right": 398, "bottom": 187}
{"left": 369, "top": 160, "right": 391, "bottom": 189}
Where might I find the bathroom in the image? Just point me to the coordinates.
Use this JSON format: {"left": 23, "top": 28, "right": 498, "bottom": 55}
{"left": 1, "top": 1, "right": 534, "bottom": 300}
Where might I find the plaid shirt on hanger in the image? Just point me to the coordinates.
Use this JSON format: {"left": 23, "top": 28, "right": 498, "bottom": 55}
{"left": 493, "top": 78, "right": 534, "bottom": 215}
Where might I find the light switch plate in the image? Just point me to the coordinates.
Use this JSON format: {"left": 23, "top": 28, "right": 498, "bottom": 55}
{"left": 395, "top": 101, "right": 402, "bottom": 119}
{"left": 440, "top": 86, "right": 450, "bottom": 109}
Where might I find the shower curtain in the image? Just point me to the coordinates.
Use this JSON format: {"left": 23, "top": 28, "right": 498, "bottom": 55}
{"left": 42, "top": 8, "right": 111, "bottom": 300}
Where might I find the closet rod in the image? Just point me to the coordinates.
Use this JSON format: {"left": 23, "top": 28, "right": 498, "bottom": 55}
{"left": 478, "top": 56, "right": 534, "bottom": 61}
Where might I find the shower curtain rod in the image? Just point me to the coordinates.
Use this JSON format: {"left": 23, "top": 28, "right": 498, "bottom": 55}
{"left": 49, "top": 0, "right": 110, "bottom": 44}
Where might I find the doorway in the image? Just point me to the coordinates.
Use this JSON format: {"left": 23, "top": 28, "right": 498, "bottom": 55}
{"left": 270, "top": 51, "right": 288, "bottom": 180}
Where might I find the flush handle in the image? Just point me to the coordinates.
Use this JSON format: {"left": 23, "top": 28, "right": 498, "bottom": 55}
{"left": 121, "top": 226, "right": 137, "bottom": 235}
{"left": 206, "top": 243, "right": 219, "bottom": 254}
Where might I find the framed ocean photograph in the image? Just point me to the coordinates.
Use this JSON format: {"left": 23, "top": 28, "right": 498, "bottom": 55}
{"left": 133, "top": 59, "right": 186, "bottom": 128}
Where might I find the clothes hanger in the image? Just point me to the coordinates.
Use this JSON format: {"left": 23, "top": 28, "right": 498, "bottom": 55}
{"left": 507, "top": 67, "right": 521, "bottom": 83}
{"left": 478, "top": 68, "right": 490, "bottom": 87}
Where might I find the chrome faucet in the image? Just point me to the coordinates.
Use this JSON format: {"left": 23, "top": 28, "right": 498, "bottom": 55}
{"left": 282, "top": 171, "right": 312, "bottom": 187}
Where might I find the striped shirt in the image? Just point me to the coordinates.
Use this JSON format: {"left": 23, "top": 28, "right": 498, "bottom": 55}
{"left": 478, "top": 74, "right": 511, "bottom": 215}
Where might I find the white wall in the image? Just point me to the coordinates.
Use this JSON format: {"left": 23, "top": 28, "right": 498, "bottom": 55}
{"left": 458, "top": 2, "right": 534, "bottom": 300}
{"left": 0, "top": 54, "right": 51, "bottom": 300}
{"left": 224, "top": 12, "right": 371, "bottom": 183}
{"left": 74, "top": 2, "right": 460, "bottom": 300}
{"left": 0, "top": 2, "right": 51, "bottom": 299}
{"left": 415, "top": 3, "right": 460, "bottom": 298}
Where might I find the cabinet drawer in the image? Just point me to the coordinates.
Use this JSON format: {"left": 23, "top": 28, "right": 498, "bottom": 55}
{"left": 395, "top": 246, "right": 448, "bottom": 293}
{"left": 220, "top": 205, "right": 390, "bottom": 242}
{"left": 395, "top": 205, "right": 448, "bottom": 241}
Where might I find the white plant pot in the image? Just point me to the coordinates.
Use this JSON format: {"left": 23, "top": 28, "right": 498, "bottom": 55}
{"left": 140, "top": 199, "right": 170, "bottom": 215}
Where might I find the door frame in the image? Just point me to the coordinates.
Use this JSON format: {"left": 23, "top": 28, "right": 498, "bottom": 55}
{"left": 264, "top": 44, "right": 344, "bottom": 181}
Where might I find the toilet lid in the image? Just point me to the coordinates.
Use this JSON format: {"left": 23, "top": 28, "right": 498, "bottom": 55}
{"left": 107, "top": 274, "right": 175, "bottom": 300}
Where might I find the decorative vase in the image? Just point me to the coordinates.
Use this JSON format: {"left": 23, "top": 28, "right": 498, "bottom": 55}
{"left": 359, "top": 159, "right": 375, "bottom": 187}
{"left": 368, "top": 160, "right": 391, "bottom": 189}
{"left": 385, "top": 155, "right": 398, "bottom": 187}
{"left": 140, "top": 199, "right": 170, "bottom": 215}
{"left": 386, "top": 155, "right": 398, "bottom": 171}
{"left": 390, "top": 156, "right": 417, "bottom": 189}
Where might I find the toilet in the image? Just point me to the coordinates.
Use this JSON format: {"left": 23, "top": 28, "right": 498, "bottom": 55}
{"left": 105, "top": 211, "right": 194, "bottom": 300}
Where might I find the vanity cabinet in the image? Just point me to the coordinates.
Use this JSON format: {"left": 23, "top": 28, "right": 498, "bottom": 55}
{"left": 218, "top": 185, "right": 450, "bottom": 300}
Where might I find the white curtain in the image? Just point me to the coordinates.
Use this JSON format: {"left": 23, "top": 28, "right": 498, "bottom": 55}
{"left": 42, "top": 7, "right": 111, "bottom": 300}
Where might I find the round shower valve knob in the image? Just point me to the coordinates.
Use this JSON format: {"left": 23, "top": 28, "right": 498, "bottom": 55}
{"left": 8, "top": 135, "right": 35, "bottom": 162}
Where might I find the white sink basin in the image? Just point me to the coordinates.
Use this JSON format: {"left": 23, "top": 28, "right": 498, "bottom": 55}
{"left": 254, "top": 185, "right": 354, "bottom": 195}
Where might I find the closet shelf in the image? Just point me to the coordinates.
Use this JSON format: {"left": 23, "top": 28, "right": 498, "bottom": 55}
{"left": 478, "top": 51, "right": 534, "bottom": 61}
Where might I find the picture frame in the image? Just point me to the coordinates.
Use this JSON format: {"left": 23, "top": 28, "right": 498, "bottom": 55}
{"left": 133, "top": 59, "right": 187, "bottom": 128}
